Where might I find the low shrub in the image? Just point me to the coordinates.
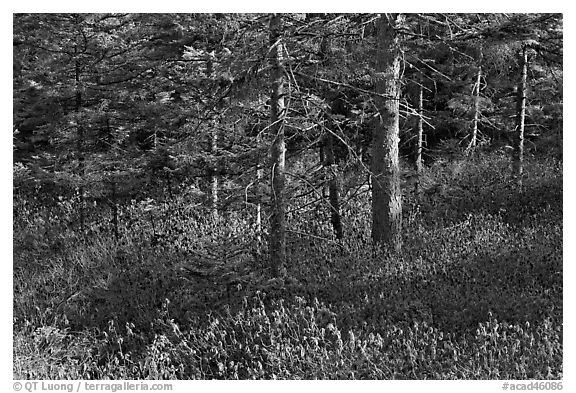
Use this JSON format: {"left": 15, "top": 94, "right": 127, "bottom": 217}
{"left": 13, "top": 152, "right": 562, "bottom": 379}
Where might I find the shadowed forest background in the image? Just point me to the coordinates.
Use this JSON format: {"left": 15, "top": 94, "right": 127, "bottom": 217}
{"left": 13, "top": 13, "right": 562, "bottom": 379}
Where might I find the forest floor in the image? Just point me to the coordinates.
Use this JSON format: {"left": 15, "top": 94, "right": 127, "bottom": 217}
{"left": 13, "top": 151, "right": 562, "bottom": 379}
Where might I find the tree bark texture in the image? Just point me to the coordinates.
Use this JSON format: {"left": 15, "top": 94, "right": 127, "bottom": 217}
{"left": 319, "top": 26, "right": 332, "bottom": 66}
{"left": 371, "top": 14, "right": 403, "bottom": 252}
{"left": 255, "top": 133, "right": 263, "bottom": 247}
{"left": 207, "top": 55, "right": 219, "bottom": 219}
{"left": 415, "top": 79, "right": 424, "bottom": 197}
{"left": 269, "top": 14, "right": 287, "bottom": 277}
{"left": 211, "top": 128, "right": 219, "bottom": 219}
{"left": 514, "top": 45, "right": 528, "bottom": 188}
{"left": 321, "top": 30, "right": 343, "bottom": 240}
{"left": 74, "top": 50, "right": 85, "bottom": 231}
{"left": 416, "top": 80, "right": 424, "bottom": 173}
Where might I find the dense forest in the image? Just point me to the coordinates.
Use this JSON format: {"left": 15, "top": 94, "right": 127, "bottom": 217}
{"left": 13, "top": 13, "right": 562, "bottom": 380}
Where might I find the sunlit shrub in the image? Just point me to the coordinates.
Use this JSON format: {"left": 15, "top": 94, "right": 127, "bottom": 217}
{"left": 13, "top": 152, "right": 562, "bottom": 379}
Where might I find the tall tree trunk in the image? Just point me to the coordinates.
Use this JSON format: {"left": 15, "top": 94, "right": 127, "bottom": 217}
{"left": 74, "top": 50, "right": 85, "bottom": 232}
{"left": 269, "top": 14, "right": 287, "bottom": 277}
{"left": 207, "top": 55, "right": 219, "bottom": 219}
{"left": 319, "top": 30, "right": 329, "bottom": 200}
{"left": 319, "top": 22, "right": 332, "bottom": 66}
{"left": 514, "top": 44, "right": 528, "bottom": 189}
{"left": 468, "top": 65, "right": 482, "bottom": 153}
{"left": 255, "top": 133, "right": 263, "bottom": 247}
{"left": 211, "top": 128, "right": 218, "bottom": 219}
{"left": 415, "top": 78, "right": 424, "bottom": 197}
{"left": 324, "top": 133, "right": 343, "bottom": 240}
{"left": 320, "top": 29, "right": 343, "bottom": 240}
{"left": 371, "top": 14, "right": 403, "bottom": 252}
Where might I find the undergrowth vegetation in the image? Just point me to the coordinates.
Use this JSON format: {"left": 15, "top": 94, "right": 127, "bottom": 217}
{"left": 13, "top": 152, "right": 562, "bottom": 379}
